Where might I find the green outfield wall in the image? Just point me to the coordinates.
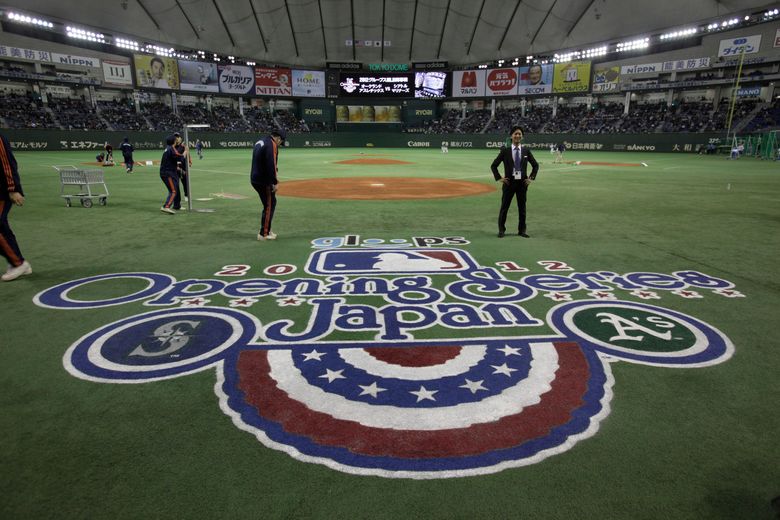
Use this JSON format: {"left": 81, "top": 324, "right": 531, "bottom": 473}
{"left": 3, "top": 129, "right": 725, "bottom": 153}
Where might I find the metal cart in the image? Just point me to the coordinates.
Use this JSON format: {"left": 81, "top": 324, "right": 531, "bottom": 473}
{"left": 53, "top": 165, "right": 109, "bottom": 208}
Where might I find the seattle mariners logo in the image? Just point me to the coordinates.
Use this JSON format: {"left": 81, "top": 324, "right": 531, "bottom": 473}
{"left": 34, "top": 236, "right": 736, "bottom": 478}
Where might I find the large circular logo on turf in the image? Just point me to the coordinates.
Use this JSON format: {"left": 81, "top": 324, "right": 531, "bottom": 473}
{"left": 45, "top": 245, "right": 737, "bottom": 478}
{"left": 550, "top": 301, "right": 733, "bottom": 366}
{"left": 64, "top": 308, "right": 259, "bottom": 382}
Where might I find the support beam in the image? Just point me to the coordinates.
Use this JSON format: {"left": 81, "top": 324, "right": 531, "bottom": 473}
{"left": 466, "top": 0, "right": 487, "bottom": 57}
{"left": 436, "top": 0, "right": 452, "bottom": 59}
{"left": 498, "top": 1, "right": 522, "bottom": 51}
{"left": 212, "top": 0, "right": 236, "bottom": 48}
{"left": 530, "top": 0, "right": 558, "bottom": 47}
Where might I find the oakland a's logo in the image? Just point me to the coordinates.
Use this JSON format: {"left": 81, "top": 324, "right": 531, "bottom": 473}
{"left": 35, "top": 244, "right": 735, "bottom": 478}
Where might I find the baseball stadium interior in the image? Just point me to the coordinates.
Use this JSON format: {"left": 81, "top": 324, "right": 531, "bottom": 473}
{"left": 0, "top": 1, "right": 777, "bottom": 147}
{"left": 2, "top": 2, "right": 780, "bottom": 520}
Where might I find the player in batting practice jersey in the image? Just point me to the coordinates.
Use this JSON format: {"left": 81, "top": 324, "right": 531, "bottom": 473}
{"left": 250, "top": 128, "right": 286, "bottom": 241}
{"left": 0, "top": 134, "right": 31, "bottom": 281}
{"left": 120, "top": 137, "right": 134, "bottom": 173}
{"left": 159, "top": 135, "right": 181, "bottom": 214}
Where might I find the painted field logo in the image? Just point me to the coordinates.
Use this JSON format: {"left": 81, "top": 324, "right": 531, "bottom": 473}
{"left": 35, "top": 242, "right": 737, "bottom": 478}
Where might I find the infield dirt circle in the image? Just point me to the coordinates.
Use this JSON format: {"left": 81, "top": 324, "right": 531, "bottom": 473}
{"left": 280, "top": 177, "right": 494, "bottom": 200}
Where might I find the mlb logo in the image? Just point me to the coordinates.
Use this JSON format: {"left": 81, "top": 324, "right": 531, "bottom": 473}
{"left": 306, "top": 248, "right": 476, "bottom": 275}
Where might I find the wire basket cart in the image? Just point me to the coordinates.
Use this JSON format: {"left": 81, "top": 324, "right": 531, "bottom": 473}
{"left": 53, "top": 165, "right": 109, "bottom": 208}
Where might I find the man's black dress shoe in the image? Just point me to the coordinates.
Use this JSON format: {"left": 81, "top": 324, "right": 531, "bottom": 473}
{"left": 497, "top": 232, "right": 505, "bottom": 238}
{"left": 519, "top": 233, "right": 530, "bottom": 238}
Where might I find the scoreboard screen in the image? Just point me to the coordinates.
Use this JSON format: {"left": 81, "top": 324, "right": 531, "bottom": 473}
{"left": 339, "top": 73, "right": 412, "bottom": 97}
{"left": 414, "top": 71, "right": 448, "bottom": 98}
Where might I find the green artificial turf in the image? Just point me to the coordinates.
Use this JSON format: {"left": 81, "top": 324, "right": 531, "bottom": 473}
{"left": 1, "top": 147, "right": 778, "bottom": 519}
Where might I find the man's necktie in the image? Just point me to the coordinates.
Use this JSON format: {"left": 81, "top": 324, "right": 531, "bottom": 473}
{"left": 514, "top": 147, "right": 521, "bottom": 170}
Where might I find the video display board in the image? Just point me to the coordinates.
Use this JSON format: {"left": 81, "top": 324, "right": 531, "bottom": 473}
{"left": 553, "top": 61, "right": 592, "bottom": 94}
{"left": 292, "top": 70, "right": 326, "bottom": 97}
{"left": 218, "top": 65, "right": 255, "bottom": 94}
{"left": 451, "top": 70, "right": 486, "bottom": 97}
{"left": 414, "top": 71, "right": 448, "bottom": 98}
{"left": 485, "top": 67, "right": 519, "bottom": 96}
{"left": 339, "top": 73, "right": 412, "bottom": 97}
{"left": 255, "top": 67, "right": 292, "bottom": 96}
{"left": 336, "top": 105, "right": 402, "bottom": 122}
{"left": 133, "top": 55, "right": 179, "bottom": 89}
{"left": 178, "top": 60, "right": 219, "bottom": 92}
{"left": 518, "top": 64, "right": 553, "bottom": 95}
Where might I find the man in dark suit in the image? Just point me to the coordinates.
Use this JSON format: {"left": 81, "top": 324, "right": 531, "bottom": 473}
{"left": 490, "top": 126, "right": 539, "bottom": 238}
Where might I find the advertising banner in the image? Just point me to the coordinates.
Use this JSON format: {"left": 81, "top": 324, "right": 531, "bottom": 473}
{"left": 299, "top": 99, "right": 332, "bottom": 122}
{"left": 553, "top": 61, "right": 591, "bottom": 94}
{"left": 255, "top": 67, "right": 292, "bottom": 96}
{"left": 736, "top": 86, "right": 762, "bottom": 97}
{"left": 338, "top": 73, "right": 412, "bottom": 97}
{"left": 592, "top": 65, "right": 620, "bottom": 93}
{"left": 517, "top": 64, "right": 553, "bottom": 95}
{"left": 102, "top": 59, "right": 133, "bottom": 87}
{"left": 336, "top": 105, "right": 402, "bottom": 122}
{"left": 659, "top": 57, "right": 711, "bottom": 72}
{"left": 178, "top": 60, "right": 219, "bottom": 92}
{"left": 0, "top": 45, "right": 51, "bottom": 62}
{"left": 621, "top": 57, "right": 710, "bottom": 75}
{"left": 292, "top": 70, "right": 326, "bottom": 97}
{"left": 51, "top": 53, "right": 100, "bottom": 68}
{"left": 218, "top": 65, "right": 255, "bottom": 94}
{"left": 718, "top": 35, "right": 761, "bottom": 57}
{"left": 451, "top": 70, "right": 486, "bottom": 97}
{"left": 485, "top": 67, "right": 518, "bottom": 96}
{"left": 133, "top": 55, "right": 179, "bottom": 89}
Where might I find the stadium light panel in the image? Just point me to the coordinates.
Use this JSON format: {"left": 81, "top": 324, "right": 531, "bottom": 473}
{"left": 6, "top": 12, "right": 54, "bottom": 28}
{"left": 616, "top": 37, "right": 649, "bottom": 52}
{"left": 66, "top": 26, "right": 105, "bottom": 43}
{"left": 114, "top": 37, "right": 139, "bottom": 51}
{"left": 659, "top": 27, "right": 698, "bottom": 40}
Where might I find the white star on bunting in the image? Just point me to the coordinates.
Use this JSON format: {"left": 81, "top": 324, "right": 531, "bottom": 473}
{"left": 319, "top": 369, "right": 346, "bottom": 383}
{"left": 410, "top": 385, "right": 438, "bottom": 402}
{"left": 358, "top": 381, "right": 387, "bottom": 398}
{"left": 459, "top": 379, "right": 488, "bottom": 394}
{"left": 302, "top": 349, "right": 326, "bottom": 361}
{"left": 491, "top": 363, "right": 517, "bottom": 377}
{"left": 497, "top": 344, "right": 522, "bottom": 357}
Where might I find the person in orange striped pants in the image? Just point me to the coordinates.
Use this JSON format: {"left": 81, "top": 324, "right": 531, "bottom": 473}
{"left": 0, "top": 134, "right": 31, "bottom": 282}
{"left": 250, "top": 128, "right": 286, "bottom": 240}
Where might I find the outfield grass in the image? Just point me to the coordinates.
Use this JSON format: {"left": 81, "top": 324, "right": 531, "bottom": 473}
{"left": 1, "top": 147, "right": 779, "bottom": 519}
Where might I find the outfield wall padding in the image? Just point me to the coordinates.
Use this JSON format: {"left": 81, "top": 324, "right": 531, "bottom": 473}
{"left": 4, "top": 129, "right": 725, "bottom": 152}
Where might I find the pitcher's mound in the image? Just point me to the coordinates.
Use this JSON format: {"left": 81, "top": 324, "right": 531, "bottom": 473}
{"left": 280, "top": 177, "right": 493, "bottom": 200}
{"left": 335, "top": 158, "right": 414, "bottom": 165}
